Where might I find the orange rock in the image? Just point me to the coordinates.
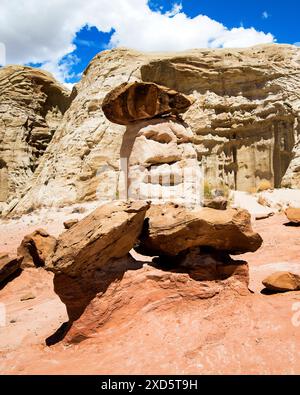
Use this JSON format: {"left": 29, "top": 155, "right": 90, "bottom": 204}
{"left": 138, "top": 203, "right": 263, "bottom": 256}
{"left": 17, "top": 229, "right": 57, "bottom": 268}
{"left": 262, "top": 271, "right": 300, "bottom": 292}
{"left": 285, "top": 207, "right": 300, "bottom": 224}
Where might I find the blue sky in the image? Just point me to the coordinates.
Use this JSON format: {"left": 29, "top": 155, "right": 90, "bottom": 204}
{"left": 0, "top": 0, "right": 299, "bottom": 85}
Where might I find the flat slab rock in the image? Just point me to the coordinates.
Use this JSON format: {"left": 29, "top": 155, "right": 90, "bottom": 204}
{"left": 138, "top": 203, "right": 263, "bottom": 256}
{"left": 102, "top": 81, "right": 193, "bottom": 125}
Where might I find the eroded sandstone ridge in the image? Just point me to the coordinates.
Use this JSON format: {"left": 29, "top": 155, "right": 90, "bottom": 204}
{"left": 0, "top": 66, "right": 71, "bottom": 214}
{"left": 8, "top": 45, "right": 300, "bottom": 214}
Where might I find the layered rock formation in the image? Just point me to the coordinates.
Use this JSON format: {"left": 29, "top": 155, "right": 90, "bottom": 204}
{"left": 43, "top": 200, "right": 261, "bottom": 343}
{"left": 0, "top": 66, "right": 71, "bottom": 214}
{"left": 9, "top": 45, "right": 300, "bottom": 214}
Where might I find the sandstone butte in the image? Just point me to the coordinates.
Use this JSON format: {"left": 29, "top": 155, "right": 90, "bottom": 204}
{"left": 0, "top": 44, "right": 299, "bottom": 215}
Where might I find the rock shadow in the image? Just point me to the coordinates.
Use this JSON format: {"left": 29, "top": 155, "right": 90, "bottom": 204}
{"left": 46, "top": 255, "right": 143, "bottom": 346}
{"left": 283, "top": 222, "right": 300, "bottom": 227}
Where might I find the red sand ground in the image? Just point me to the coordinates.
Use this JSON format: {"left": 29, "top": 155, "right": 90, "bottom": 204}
{"left": 0, "top": 212, "right": 300, "bottom": 374}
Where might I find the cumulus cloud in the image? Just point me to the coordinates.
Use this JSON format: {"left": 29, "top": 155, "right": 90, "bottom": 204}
{"left": 0, "top": 0, "right": 275, "bottom": 82}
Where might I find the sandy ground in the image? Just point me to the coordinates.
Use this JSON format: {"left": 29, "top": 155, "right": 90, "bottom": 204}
{"left": 0, "top": 204, "right": 300, "bottom": 374}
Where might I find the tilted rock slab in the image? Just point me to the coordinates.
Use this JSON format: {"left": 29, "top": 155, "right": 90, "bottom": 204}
{"left": 47, "top": 200, "right": 149, "bottom": 277}
{"left": 46, "top": 200, "right": 149, "bottom": 323}
{"left": 0, "top": 65, "right": 71, "bottom": 214}
{"left": 102, "top": 81, "right": 193, "bottom": 125}
{"left": 138, "top": 204, "right": 262, "bottom": 256}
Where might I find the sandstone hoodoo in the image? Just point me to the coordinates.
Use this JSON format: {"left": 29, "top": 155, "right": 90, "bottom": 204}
{"left": 138, "top": 203, "right": 263, "bottom": 256}
{"left": 17, "top": 229, "right": 57, "bottom": 268}
{"left": 262, "top": 271, "right": 300, "bottom": 292}
{"left": 102, "top": 81, "right": 193, "bottom": 125}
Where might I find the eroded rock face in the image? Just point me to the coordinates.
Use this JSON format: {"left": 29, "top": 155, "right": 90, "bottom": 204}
{"left": 138, "top": 203, "right": 262, "bottom": 256}
{"left": 262, "top": 271, "right": 300, "bottom": 292}
{"left": 11, "top": 45, "right": 300, "bottom": 214}
{"left": 0, "top": 66, "right": 71, "bottom": 214}
{"left": 17, "top": 229, "right": 57, "bottom": 269}
{"left": 121, "top": 118, "right": 201, "bottom": 205}
{"left": 102, "top": 82, "right": 193, "bottom": 125}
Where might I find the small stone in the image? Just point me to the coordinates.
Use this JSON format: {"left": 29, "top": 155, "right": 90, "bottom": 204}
{"left": 20, "top": 293, "right": 36, "bottom": 301}
{"left": 262, "top": 271, "right": 300, "bottom": 292}
{"left": 63, "top": 219, "right": 79, "bottom": 229}
{"left": 285, "top": 207, "right": 300, "bottom": 224}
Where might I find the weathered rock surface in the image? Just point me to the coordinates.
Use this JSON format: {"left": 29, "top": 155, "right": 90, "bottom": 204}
{"left": 11, "top": 45, "right": 300, "bottom": 214}
{"left": 285, "top": 207, "right": 300, "bottom": 223}
{"left": 17, "top": 229, "right": 57, "bottom": 268}
{"left": 48, "top": 200, "right": 149, "bottom": 277}
{"left": 102, "top": 81, "right": 193, "bottom": 125}
{"left": 262, "top": 271, "right": 300, "bottom": 292}
{"left": 120, "top": 118, "right": 201, "bottom": 205}
{"left": 138, "top": 204, "right": 262, "bottom": 256}
{"left": 0, "top": 252, "right": 22, "bottom": 284}
{"left": 0, "top": 66, "right": 71, "bottom": 214}
{"left": 63, "top": 255, "right": 250, "bottom": 344}
{"left": 282, "top": 139, "right": 300, "bottom": 188}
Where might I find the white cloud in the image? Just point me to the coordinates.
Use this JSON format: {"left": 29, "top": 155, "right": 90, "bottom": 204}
{"left": 262, "top": 11, "right": 269, "bottom": 19}
{"left": 0, "top": 0, "right": 275, "bottom": 82}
